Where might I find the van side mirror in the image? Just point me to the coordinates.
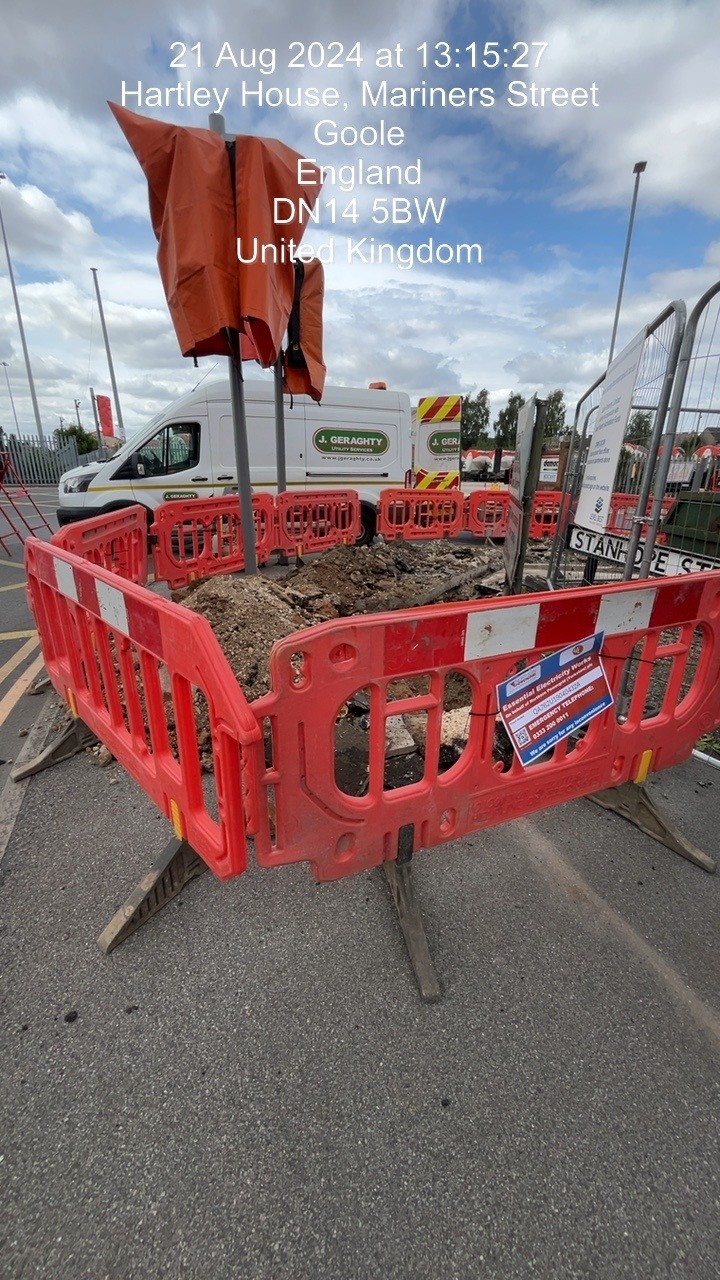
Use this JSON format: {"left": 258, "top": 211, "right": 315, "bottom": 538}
{"left": 130, "top": 452, "right": 146, "bottom": 478}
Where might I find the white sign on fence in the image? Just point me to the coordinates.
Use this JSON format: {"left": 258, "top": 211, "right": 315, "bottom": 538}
{"left": 574, "top": 328, "right": 647, "bottom": 534}
{"left": 569, "top": 524, "right": 720, "bottom": 576}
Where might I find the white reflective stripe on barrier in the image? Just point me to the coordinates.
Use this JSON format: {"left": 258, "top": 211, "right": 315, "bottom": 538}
{"left": 596, "top": 589, "right": 656, "bottom": 635}
{"left": 465, "top": 602, "right": 541, "bottom": 659}
{"left": 55, "top": 559, "right": 78, "bottom": 602}
{"left": 95, "top": 580, "right": 130, "bottom": 637}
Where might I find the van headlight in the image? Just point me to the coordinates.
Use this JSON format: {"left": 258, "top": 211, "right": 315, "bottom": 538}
{"left": 63, "top": 474, "right": 95, "bottom": 494}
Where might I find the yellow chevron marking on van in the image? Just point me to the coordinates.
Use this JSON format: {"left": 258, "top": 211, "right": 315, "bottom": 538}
{"left": 417, "top": 395, "right": 462, "bottom": 423}
{"left": 414, "top": 471, "right": 460, "bottom": 490}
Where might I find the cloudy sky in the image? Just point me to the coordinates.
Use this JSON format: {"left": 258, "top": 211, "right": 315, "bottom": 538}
{"left": 1, "top": 0, "right": 719, "bottom": 438}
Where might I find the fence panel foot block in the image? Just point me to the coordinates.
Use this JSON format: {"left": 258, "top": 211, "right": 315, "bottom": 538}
{"left": 383, "top": 851, "right": 442, "bottom": 1003}
{"left": 98, "top": 839, "right": 208, "bottom": 954}
{"left": 590, "top": 782, "right": 716, "bottom": 874}
{"left": 11, "top": 718, "right": 98, "bottom": 781}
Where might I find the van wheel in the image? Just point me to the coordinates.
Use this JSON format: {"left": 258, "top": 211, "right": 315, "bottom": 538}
{"left": 356, "top": 505, "right": 376, "bottom": 547}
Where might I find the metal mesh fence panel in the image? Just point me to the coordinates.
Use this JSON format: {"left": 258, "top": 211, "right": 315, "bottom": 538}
{"left": 548, "top": 301, "right": 686, "bottom": 587}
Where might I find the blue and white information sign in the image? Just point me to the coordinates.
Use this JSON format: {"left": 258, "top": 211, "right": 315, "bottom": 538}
{"left": 496, "top": 632, "right": 614, "bottom": 767}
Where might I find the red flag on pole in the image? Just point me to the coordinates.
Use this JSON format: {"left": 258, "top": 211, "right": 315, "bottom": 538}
{"left": 97, "top": 394, "right": 114, "bottom": 438}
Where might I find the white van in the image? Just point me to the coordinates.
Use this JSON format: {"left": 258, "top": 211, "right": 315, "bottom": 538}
{"left": 57, "top": 378, "right": 414, "bottom": 544}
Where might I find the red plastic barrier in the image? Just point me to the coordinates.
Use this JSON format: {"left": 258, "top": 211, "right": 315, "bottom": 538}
{"left": 464, "top": 491, "right": 510, "bottom": 538}
{"left": 52, "top": 506, "right": 148, "bottom": 585}
{"left": 377, "top": 489, "right": 465, "bottom": 540}
{"left": 253, "top": 573, "right": 720, "bottom": 882}
{"left": 607, "top": 493, "right": 676, "bottom": 537}
{"left": 275, "top": 489, "right": 360, "bottom": 556}
{"left": 607, "top": 493, "right": 639, "bottom": 535}
{"left": 151, "top": 494, "right": 275, "bottom": 589}
{"left": 529, "top": 491, "right": 563, "bottom": 540}
{"left": 25, "top": 538, "right": 265, "bottom": 879}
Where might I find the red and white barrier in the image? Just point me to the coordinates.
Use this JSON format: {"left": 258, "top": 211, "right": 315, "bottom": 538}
{"left": 253, "top": 574, "right": 720, "bottom": 881}
{"left": 25, "top": 539, "right": 264, "bottom": 879}
{"left": 52, "top": 505, "right": 148, "bottom": 586}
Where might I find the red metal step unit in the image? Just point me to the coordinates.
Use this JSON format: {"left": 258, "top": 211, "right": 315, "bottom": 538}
{"left": 0, "top": 450, "right": 53, "bottom": 555}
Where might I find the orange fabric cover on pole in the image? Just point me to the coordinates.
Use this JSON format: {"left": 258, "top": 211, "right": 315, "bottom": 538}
{"left": 283, "top": 260, "right": 326, "bottom": 402}
{"left": 109, "top": 103, "right": 245, "bottom": 359}
{"left": 109, "top": 104, "right": 322, "bottom": 366}
{"left": 234, "top": 136, "right": 322, "bottom": 366}
{"left": 96, "top": 394, "right": 114, "bottom": 438}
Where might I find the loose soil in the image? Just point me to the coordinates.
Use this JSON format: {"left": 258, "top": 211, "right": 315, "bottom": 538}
{"left": 177, "top": 540, "right": 526, "bottom": 775}
{"left": 180, "top": 540, "right": 514, "bottom": 704}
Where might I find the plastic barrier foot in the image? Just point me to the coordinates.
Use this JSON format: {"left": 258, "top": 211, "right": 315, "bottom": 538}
{"left": 97, "top": 838, "right": 208, "bottom": 955}
{"left": 383, "top": 834, "right": 442, "bottom": 1003}
{"left": 590, "top": 782, "right": 716, "bottom": 874}
{"left": 27, "top": 674, "right": 52, "bottom": 697}
{"left": 10, "top": 718, "right": 98, "bottom": 781}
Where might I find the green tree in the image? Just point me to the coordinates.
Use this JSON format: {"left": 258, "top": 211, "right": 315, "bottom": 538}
{"left": 625, "top": 411, "right": 652, "bottom": 446}
{"left": 460, "top": 389, "right": 491, "bottom": 450}
{"left": 543, "top": 389, "right": 569, "bottom": 439}
{"left": 54, "top": 423, "right": 99, "bottom": 455}
{"left": 493, "top": 392, "right": 525, "bottom": 449}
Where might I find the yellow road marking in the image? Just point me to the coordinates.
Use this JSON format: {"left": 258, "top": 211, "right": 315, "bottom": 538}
{"left": 0, "top": 652, "right": 45, "bottom": 729}
{"left": 0, "top": 581, "right": 26, "bottom": 593}
{"left": 0, "top": 629, "right": 36, "bottom": 641}
{"left": 0, "top": 636, "right": 39, "bottom": 686}
{"left": 0, "top": 558, "right": 26, "bottom": 569}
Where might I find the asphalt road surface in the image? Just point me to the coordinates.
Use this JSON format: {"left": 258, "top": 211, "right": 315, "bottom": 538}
{"left": 1, "top": 721, "right": 719, "bottom": 1279}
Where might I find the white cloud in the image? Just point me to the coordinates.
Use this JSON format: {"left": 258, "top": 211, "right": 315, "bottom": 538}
{"left": 1, "top": 0, "right": 720, "bottom": 441}
{"left": 501, "top": 0, "right": 720, "bottom": 216}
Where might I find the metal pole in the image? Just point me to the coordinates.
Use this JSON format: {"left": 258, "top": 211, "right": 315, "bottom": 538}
{"left": 209, "top": 111, "right": 259, "bottom": 574}
{"left": 608, "top": 161, "right": 647, "bottom": 365}
{"left": 1, "top": 361, "right": 20, "bottom": 432}
{"left": 631, "top": 301, "right": 686, "bottom": 578}
{"left": 0, "top": 176, "right": 45, "bottom": 441}
{"left": 274, "top": 356, "right": 287, "bottom": 495}
{"left": 89, "top": 386, "right": 101, "bottom": 434}
{"left": 90, "top": 267, "right": 125, "bottom": 440}
{"left": 227, "top": 331, "right": 258, "bottom": 574}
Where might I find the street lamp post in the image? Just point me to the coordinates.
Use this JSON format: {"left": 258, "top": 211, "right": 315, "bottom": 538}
{"left": 0, "top": 173, "right": 45, "bottom": 442}
{"left": 1, "top": 360, "right": 20, "bottom": 431}
{"left": 90, "top": 267, "right": 125, "bottom": 440}
{"left": 608, "top": 161, "right": 648, "bottom": 365}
